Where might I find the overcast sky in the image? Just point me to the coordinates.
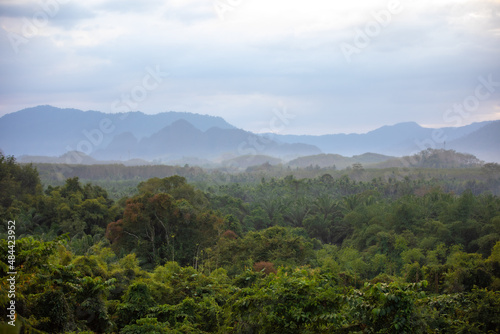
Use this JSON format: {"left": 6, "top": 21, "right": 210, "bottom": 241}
{"left": 1, "top": 0, "right": 499, "bottom": 134}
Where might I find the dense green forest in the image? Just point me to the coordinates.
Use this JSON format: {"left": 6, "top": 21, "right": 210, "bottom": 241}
{"left": 32, "top": 150, "right": 500, "bottom": 201}
{"left": 1, "top": 152, "right": 500, "bottom": 333}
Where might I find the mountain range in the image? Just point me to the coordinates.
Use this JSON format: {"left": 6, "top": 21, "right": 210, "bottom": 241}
{"left": 0, "top": 105, "right": 320, "bottom": 162}
{"left": 1, "top": 105, "right": 499, "bottom": 164}
{"left": 275, "top": 121, "right": 499, "bottom": 161}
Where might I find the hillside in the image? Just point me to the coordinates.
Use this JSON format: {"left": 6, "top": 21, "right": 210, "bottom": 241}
{"left": 220, "top": 155, "right": 283, "bottom": 169}
{"left": 92, "top": 119, "right": 321, "bottom": 161}
{"left": 373, "top": 149, "right": 484, "bottom": 169}
{"left": 0, "top": 105, "right": 235, "bottom": 157}
{"left": 17, "top": 151, "right": 152, "bottom": 166}
{"left": 448, "top": 120, "right": 500, "bottom": 162}
{"left": 287, "top": 152, "right": 395, "bottom": 170}
{"left": 275, "top": 121, "right": 497, "bottom": 159}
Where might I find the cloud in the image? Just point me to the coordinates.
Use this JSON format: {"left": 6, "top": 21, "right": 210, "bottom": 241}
{"left": 0, "top": 1, "right": 95, "bottom": 29}
{"left": 0, "top": 0, "right": 499, "bottom": 134}
{"left": 0, "top": 3, "right": 33, "bottom": 18}
{"left": 96, "top": 0, "right": 166, "bottom": 13}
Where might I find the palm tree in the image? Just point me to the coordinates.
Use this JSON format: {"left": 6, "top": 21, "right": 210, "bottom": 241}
{"left": 284, "top": 198, "right": 310, "bottom": 227}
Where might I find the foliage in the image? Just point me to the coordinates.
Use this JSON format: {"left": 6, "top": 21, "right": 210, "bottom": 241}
{"left": 1, "top": 155, "right": 500, "bottom": 333}
{"left": 344, "top": 281, "right": 428, "bottom": 333}
{"left": 106, "top": 178, "right": 223, "bottom": 268}
{"left": 226, "top": 268, "right": 343, "bottom": 333}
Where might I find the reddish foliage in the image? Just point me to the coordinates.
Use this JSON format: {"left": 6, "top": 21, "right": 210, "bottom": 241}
{"left": 253, "top": 261, "right": 277, "bottom": 275}
{"left": 123, "top": 201, "right": 144, "bottom": 223}
{"left": 105, "top": 219, "right": 123, "bottom": 243}
{"left": 414, "top": 186, "right": 432, "bottom": 197}
{"left": 222, "top": 230, "right": 238, "bottom": 240}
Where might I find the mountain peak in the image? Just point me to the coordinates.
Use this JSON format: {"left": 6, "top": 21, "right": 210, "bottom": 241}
{"left": 372, "top": 121, "right": 422, "bottom": 133}
{"left": 170, "top": 118, "right": 199, "bottom": 130}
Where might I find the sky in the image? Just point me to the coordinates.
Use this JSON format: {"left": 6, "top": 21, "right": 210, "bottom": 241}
{"left": 0, "top": 0, "right": 499, "bottom": 135}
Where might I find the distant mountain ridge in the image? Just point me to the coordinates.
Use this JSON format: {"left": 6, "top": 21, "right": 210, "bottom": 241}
{"left": 372, "top": 149, "right": 484, "bottom": 169}
{"left": 447, "top": 121, "right": 500, "bottom": 163}
{"left": 0, "top": 105, "right": 499, "bottom": 164}
{"left": 0, "top": 105, "right": 320, "bottom": 161}
{"left": 93, "top": 119, "right": 321, "bottom": 161}
{"left": 287, "top": 153, "right": 395, "bottom": 170}
{"left": 17, "top": 151, "right": 151, "bottom": 166}
{"left": 273, "top": 121, "right": 499, "bottom": 162}
{"left": 0, "top": 105, "right": 236, "bottom": 157}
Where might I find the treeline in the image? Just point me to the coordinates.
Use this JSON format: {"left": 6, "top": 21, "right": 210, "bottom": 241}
{"left": 34, "top": 163, "right": 205, "bottom": 183}
{"left": 32, "top": 160, "right": 500, "bottom": 202}
{"left": 1, "top": 153, "right": 500, "bottom": 333}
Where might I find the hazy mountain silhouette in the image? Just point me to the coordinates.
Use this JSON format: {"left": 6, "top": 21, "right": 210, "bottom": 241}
{"left": 372, "top": 149, "right": 484, "bottom": 169}
{"left": 0, "top": 105, "right": 235, "bottom": 157}
{"left": 447, "top": 120, "right": 500, "bottom": 162}
{"left": 0, "top": 105, "right": 498, "bottom": 163}
{"left": 93, "top": 119, "right": 321, "bottom": 161}
{"left": 274, "top": 121, "right": 497, "bottom": 160}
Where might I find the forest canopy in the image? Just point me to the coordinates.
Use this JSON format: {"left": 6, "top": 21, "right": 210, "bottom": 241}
{"left": 1, "top": 153, "right": 500, "bottom": 333}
